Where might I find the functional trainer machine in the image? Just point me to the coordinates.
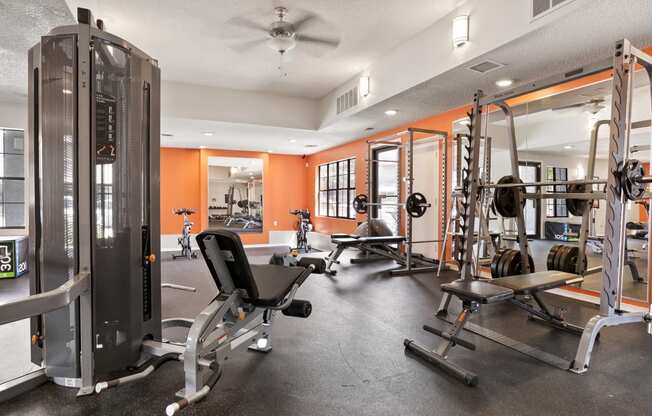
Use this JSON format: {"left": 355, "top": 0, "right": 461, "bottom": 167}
{"left": 405, "top": 39, "right": 652, "bottom": 384}
{"left": 0, "top": 10, "right": 319, "bottom": 413}
{"left": 325, "top": 128, "right": 449, "bottom": 276}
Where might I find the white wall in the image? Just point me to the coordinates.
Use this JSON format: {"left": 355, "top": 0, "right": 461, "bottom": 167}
{"left": 410, "top": 140, "right": 442, "bottom": 259}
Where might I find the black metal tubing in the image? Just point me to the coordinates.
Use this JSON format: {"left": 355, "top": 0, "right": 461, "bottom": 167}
{"left": 404, "top": 339, "right": 478, "bottom": 386}
{"left": 423, "top": 324, "right": 476, "bottom": 350}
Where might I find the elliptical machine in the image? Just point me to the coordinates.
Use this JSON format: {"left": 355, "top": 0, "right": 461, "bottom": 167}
{"left": 173, "top": 208, "right": 198, "bottom": 260}
{"left": 290, "top": 209, "right": 312, "bottom": 252}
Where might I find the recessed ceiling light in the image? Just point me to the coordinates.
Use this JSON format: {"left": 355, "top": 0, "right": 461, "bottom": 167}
{"left": 365, "top": 127, "right": 374, "bottom": 131}
{"left": 62, "top": 89, "right": 73, "bottom": 95}
{"left": 304, "top": 144, "right": 319, "bottom": 148}
{"left": 495, "top": 79, "right": 514, "bottom": 88}
{"left": 563, "top": 145, "right": 573, "bottom": 149}
{"left": 384, "top": 109, "right": 398, "bottom": 116}
{"left": 161, "top": 133, "right": 173, "bottom": 137}
{"left": 199, "top": 145, "right": 207, "bottom": 149}
{"left": 202, "top": 131, "right": 214, "bottom": 136}
{"left": 289, "top": 139, "right": 297, "bottom": 143}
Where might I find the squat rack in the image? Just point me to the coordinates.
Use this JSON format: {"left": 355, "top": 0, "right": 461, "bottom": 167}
{"left": 454, "top": 39, "right": 652, "bottom": 374}
{"left": 365, "top": 127, "right": 449, "bottom": 275}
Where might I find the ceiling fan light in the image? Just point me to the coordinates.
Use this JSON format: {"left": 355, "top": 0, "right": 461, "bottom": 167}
{"left": 267, "top": 36, "right": 296, "bottom": 53}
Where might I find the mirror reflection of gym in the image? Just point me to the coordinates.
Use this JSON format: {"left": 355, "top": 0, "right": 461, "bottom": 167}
{"left": 207, "top": 156, "right": 263, "bottom": 233}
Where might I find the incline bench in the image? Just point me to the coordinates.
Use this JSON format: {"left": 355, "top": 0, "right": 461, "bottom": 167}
{"left": 405, "top": 270, "right": 584, "bottom": 385}
{"left": 324, "top": 234, "right": 406, "bottom": 275}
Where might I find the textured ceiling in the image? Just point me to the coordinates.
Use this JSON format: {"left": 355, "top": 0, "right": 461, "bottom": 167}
{"left": 322, "top": 0, "right": 652, "bottom": 142}
{"left": 0, "top": 0, "right": 73, "bottom": 102}
{"left": 65, "top": 0, "right": 460, "bottom": 98}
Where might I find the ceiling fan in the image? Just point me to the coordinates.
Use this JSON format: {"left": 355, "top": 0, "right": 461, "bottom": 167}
{"left": 224, "top": 6, "right": 340, "bottom": 58}
{"left": 551, "top": 97, "right": 606, "bottom": 115}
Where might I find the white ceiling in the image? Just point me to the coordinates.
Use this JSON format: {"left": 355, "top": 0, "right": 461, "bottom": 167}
{"left": 0, "top": 0, "right": 73, "bottom": 102}
{"left": 162, "top": 117, "right": 341, "bottom": 154}
{"left": 324, "top": 0, "right": 652, "bottom": 142}
{"left": 66, "top": 0, "right": 460, "bottom": 99}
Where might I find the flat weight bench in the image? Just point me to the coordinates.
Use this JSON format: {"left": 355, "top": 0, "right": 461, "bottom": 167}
{"left": 405, "top": 270, "right": 584, "bottom": 386}
{"left": 324, "top": 235, "right": 406, "bottom": 275}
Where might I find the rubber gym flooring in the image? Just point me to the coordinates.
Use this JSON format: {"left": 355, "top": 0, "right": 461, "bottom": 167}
{"left": 3, "top": 248, "right": 652, "bottom": 415}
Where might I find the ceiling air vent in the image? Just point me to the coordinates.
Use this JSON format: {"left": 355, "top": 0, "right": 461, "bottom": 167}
{"left": 336, "top": 85, "right": 359, "bottom": 115}
{"left": 467, "top": 60, "right": 504, "bottom": 74}
{"left": 532, "top": 0, "right": 573, "bottom": 19}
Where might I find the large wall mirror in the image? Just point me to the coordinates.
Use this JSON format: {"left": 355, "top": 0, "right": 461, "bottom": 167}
{"left": 207, "top": 157, "right": 263, "bottom": 233}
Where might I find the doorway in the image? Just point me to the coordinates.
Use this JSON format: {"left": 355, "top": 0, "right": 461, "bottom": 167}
{"left": 371, "top": 146, "right": 400, "bottom": 234}
{"left": 519, "top": 161, "right": 541, "bottom": 238}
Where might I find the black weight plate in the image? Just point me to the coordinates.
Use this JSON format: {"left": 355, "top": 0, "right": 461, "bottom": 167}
{"left": 547, "top": 244, "right": 562, "bottom": 271}
{"left": 557, "top": 245, "right": 570, "bottom": 272}
{"left": 493, "top": 176, "right": 526, "bottom": 218}
{"left": 504, "top": 250, "right": 519, "bottom": 277}
{"left": 515, "top": 252, "right": 535, "bottom": 275}
{"left": 553, "top": 245, "right": 569, "bottom": 271}
{"left": 490, "top": 249, "right": 505, "bottom": 279}
{"left": 567, "top": 183, "right": 588, "bottom": 216}
{"left": 406, "top": 192, "right": 428, "bottom": 218}
{"left": 352, "top": 194, "right": 368, "bottom": 214}
{"left": 501, "top": 249, "right": 518, "bottom": 278}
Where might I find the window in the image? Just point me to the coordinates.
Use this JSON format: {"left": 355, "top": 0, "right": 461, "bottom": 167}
{"left": 318, "top": 158, "right": 356, "bottom": 219}
{"left": 546, "top": 166, "right": 568, "bottom": 217}
{"left": 0, "top": 128, "right": 25, "bottom": 228}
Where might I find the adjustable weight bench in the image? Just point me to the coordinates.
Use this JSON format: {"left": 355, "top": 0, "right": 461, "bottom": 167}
{"left": 156, "top": 230, "right": 315, "bottom": 415}
{"left": 405, "top": 270, "right": 584, "bottom": 386}
{"left": 324, "top": 235, "right": 406, "bottom": 275}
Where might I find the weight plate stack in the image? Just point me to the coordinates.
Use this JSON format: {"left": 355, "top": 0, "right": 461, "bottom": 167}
{"left": 490, "top": 248, "right": 534, "bottom": 278}
{"left": 546, "top": 244, "right": 586, "bottom": 273}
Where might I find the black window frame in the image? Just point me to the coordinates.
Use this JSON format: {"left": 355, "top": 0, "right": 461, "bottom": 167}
{"left": 546, "top": 166, "right": 568, "bottom": 218}
{"left": 318, "top": 158, "right": 356, "bottom": 219}
{"left": 0, "top": 128, "right": 26, "bottom": 229}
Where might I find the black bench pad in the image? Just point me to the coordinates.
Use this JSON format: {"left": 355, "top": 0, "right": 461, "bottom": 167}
{"left": 441, "top": 280, "right": 514, "bottom": 304}
{"left": 332, "top": 236, "right": 406, "bottom": 247}
{"left": 490, "top": 270, "right": 583, "bottom": 295}
{"left": 249, "top": 264, "right": 306, "bottom": 306}
{"left": 331, "top": 233, "right": 358, "bottom": 240}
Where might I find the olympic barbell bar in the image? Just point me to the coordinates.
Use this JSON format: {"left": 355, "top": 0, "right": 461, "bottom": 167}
{"left": 352, "top": 192, "right": 431, "bottom": 218}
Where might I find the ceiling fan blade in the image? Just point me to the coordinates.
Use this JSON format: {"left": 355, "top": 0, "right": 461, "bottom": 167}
{"left": 229, "top": 38, "right": 268, "bottom": 53}
{"left": 292, "top": 14, "right": 320, "bottom": 32}
{"left": 295, "top": 34, "right": 339, "bottom": 48}
{"left": 227, "top": 16, "right": 269, "bottom": 34}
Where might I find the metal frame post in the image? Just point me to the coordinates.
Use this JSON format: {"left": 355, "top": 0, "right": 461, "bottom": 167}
{"left": 496, "top": 102, "right": 531, "bottom": 274}
{"left": 571, "top": 39, "right": 652, "bottom": 373}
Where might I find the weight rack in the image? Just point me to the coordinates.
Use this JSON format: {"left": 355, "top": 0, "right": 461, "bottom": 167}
{"left": 364, "top": 128, "right": 449, "bottom": 276}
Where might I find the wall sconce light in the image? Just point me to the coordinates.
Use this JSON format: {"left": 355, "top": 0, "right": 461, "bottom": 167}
{"left": 452, "top": 15, "right": 469, "bottom": 47}
{"left": 359, "top": 76, "right": 370, "bottom": 97}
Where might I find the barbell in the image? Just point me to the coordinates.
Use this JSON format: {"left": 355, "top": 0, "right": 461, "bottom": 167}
{"left": 488, "top": 159, "right": 652, "bottom": 218}
{"left": 352, "top": 192, "right": 431, "bottom": 218}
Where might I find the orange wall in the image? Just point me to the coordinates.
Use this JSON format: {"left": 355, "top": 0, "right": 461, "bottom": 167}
{"left": 160, "top": 148, "right": 308, "bottom": 244}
